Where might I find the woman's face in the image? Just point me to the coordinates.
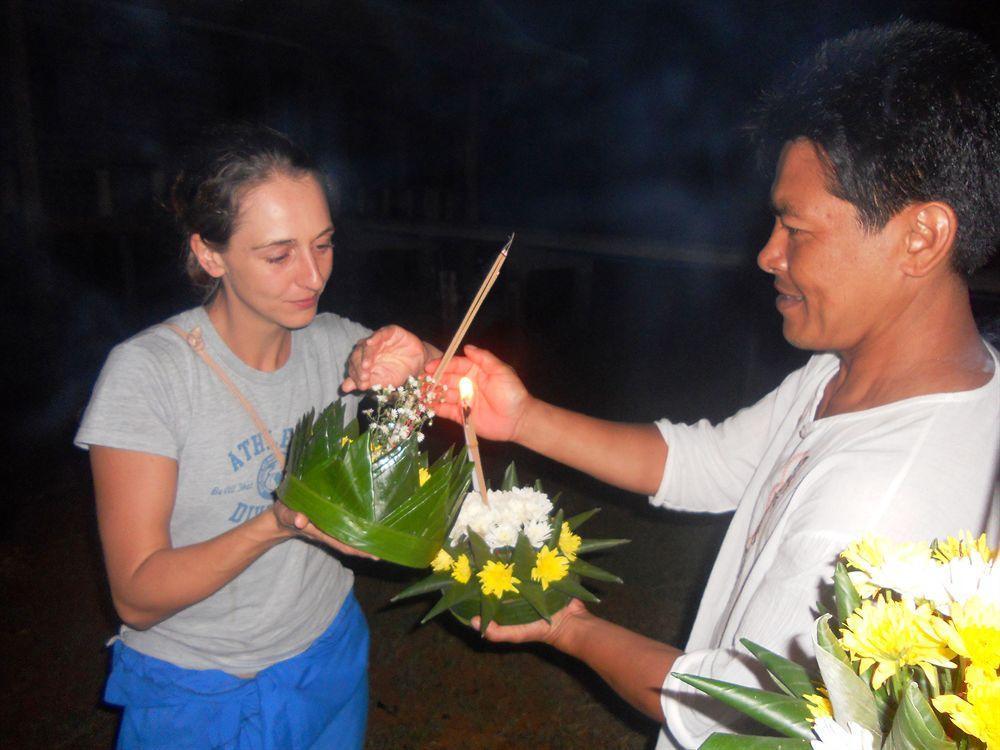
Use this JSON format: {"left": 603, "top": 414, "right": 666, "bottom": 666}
{"left": 207, "top": 172, "right": 334, "bottom": 330}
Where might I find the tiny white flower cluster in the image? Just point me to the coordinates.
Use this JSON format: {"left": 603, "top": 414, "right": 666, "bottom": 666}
{"left": 448, "top": 486, "right": 554, "bottom": 550}
{"left": 363, "top": 376, "right": 439, "bottom": 458}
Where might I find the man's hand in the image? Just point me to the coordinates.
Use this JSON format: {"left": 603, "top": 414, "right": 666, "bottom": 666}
{"left": 470, "top": 598, "right": 590, "bottom": 646}
{"left": 272, "top": 501, "right": 378, "bottom": 559}
{"left": 342, "top": 325, "right": 440, "bottom": 392}
{"left": 428, "top": 344, "right": 534, "bottom": 442}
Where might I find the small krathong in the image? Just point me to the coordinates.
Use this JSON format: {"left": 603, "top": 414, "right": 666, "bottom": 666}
{"left": 673, "top": 532, "right": 999, "bottom": 749}
{"left": 392, "top": 463, "right": 629, "bottom": 632}
{"left": 277, "top": 377, "right": 473, "bottom": 568}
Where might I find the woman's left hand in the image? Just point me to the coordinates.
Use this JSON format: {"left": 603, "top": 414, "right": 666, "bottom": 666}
{"left": 272, "top": 501, "right": 378, "bottom": 559}
{"left": 342, "top": 325, "right": 440, "bottom": 393}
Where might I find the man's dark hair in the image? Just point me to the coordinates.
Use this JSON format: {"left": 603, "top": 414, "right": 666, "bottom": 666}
{"left": 752, "top": 20, "right": 1000, "bottom": 277}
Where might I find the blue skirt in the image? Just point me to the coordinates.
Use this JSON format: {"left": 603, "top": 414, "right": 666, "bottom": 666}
{"left": 105, "top": 593, "right": 369, "bottom": 750}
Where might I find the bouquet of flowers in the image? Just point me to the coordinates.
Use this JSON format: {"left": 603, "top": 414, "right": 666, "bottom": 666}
{"left": 277, "top": 377, "right": 473, "bottom": 567}
{"left": 392, "top": 463, "right": 629, "bottom": 632}
{"left": 674, "top": 532, "right": 999, "bottom": 749}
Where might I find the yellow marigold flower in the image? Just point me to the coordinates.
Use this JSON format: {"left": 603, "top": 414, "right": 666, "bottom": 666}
{"left": 451, "top": 554, "right": 471, "bottom": 584}
{"left": 933, "top": 531, "right": 994, "bottom": 564}
{"left": 840, "top": 596, "right": 956, "bottom": 690}
{"left": 803, "top": 693, "right": 833, "bottom": 724}
{"left": 418, "top": 467, "right": 431, "bottom": 486}
{"left": 942, "top": 595, "right": 1000, "bottom": 670}
{"left": 477, "top": 560, "right": 520, "bottom": 598}
{"left": 431, "top": 548, "right": 454, "bottom": 573}
{"left": 932, "top": 668, "right": 1000, "bottom": 748}
{"left": 558, "top": 522, "right": 582, "bottom": 562}
{"left": 531, "top": 545, "right": 569, "bottom": 591}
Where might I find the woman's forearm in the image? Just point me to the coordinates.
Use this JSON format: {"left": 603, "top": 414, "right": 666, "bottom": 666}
{"left": 514, "top": 398, "right": 668, "bottom": 496}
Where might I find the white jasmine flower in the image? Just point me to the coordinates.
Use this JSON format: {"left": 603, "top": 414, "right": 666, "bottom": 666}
{"left": 810, "top": 718, "right": 877, "bottom": 750}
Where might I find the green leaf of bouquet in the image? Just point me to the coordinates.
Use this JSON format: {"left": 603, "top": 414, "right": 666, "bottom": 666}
{"left": 834, "top": 562, "right": 861, "bottom": 629}
{"left": 569, "top": 557, "right": 623, "bottom": 583}
{"left": 671, "top": 674, "right": 814, "bottom": 740}
{"left": 298, "top": 434, "right": 373, "bottom": 519}
{"left": 533, "top": 478, "right": 543, "bottom": 492}
{"left": 285, "top": 408, "right": 315, "bottom": 476}
{"left": 467, "top": 529, "right": 493, "bottom": 568}
{"left": 577, "top": 538, "right": 630, "bottom": 554}
{"left": 884, "top": 682, "right": 955, "bottom": 750}
{"left": 371, "top": 437, "right": 420, "bottom": 519}
{"left": 501, "top": 462, "right": 519, "bottom": 491}
{"left": 516, "top": 579, "right": 552, "bottom": 622}
{"left": 813, "top": 614, "right": 880, "bottom": 738}
{"left": 565, "top": 508, "right": 600, "bottom": 531}
{"left": 740, "top": 639, "right": 816, "bottom": 699}
{"left": 547, "top": 508, "right": 565, "bottom": 547}
{"left": 299, "top": 401, "right": 344, "bottom": 474}
{"left": 549, "top": 576, "right": 600, "bottom": 603}
{"left": 479, "top": 592, "right": 499, "bottom": 634}
{"left": 512, "top": 534, "right": 538, "bottom": 580}
{"left": 391, "top": 571, "right": 453, "bottom": 602}
{"left": 700, "top": 734, "right": 813, "bottom": 750}
{"left": 421, "top": 579, "right": 478, "bottom": 624}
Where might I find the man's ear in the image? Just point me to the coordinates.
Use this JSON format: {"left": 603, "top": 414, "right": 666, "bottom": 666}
{"left": 190, "top": 234, "right": 227, "bottom": 279}
{"left": 899, "top": 202, "right": 957, "bottom": 278}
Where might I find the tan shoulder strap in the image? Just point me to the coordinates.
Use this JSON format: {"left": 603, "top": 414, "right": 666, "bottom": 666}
{"left": 163, "top": 323, "right": 285, "bottom": 470}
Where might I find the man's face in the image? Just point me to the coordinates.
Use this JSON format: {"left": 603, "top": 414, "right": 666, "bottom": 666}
{"left": 757, "top": 139, "right": 908, "bottom": 354}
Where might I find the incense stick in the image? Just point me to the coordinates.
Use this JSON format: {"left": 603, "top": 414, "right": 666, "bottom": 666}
{"left": 431, "top": 234, "right": 514, "bottom": 383}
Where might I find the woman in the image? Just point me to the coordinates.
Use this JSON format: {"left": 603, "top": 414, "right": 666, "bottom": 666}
{"left": 75, "top": 124, "right": 433, "bottom": 749}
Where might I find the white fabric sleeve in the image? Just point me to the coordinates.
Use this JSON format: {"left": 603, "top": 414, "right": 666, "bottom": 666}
{"left": 661, "top": 530, "right": 850, "bottom": 747}
{"left": 74, "top": 338, "right": 186, "bottom": 459}
{"left": 650, "top": 380, "right": 793, "bottom": 513}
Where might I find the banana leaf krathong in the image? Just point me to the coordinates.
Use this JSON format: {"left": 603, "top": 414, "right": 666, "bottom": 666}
{"left": 392, "top": 463, "right": 630, "bottom": 631}
{"left": 277, "top": 400, "right": 473, "bottom": 567}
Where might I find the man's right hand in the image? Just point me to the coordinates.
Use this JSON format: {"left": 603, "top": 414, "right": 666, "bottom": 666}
{"left": 427, "top": 344, "right": 533, "bottom": 442}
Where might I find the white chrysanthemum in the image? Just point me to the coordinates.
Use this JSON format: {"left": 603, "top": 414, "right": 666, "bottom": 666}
{"left": 937, "top": 556, "right": 999, "bottom": 614}
{"left": 810, "top": 718, "right": 877, "bottom": 750}
{"left": 861, "top": 557, "right": 947, "bottom": 603}
{"left": 485, "top": 520, "right": 520, "bottom": 550}
{"left": 523, "top": 518, "right": 552, "bottom": 549}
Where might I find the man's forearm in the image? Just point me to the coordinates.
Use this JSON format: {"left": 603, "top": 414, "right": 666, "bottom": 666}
{"left": 515, "top": 399, "right": 668, "bottom": 495}
{"left": 552, "top": 608, "right": 681, "bottom": 722}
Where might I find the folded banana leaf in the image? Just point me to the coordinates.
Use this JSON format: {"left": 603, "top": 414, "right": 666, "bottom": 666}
{"left": 278, "top": 400, "right": 473, "bottom": 568}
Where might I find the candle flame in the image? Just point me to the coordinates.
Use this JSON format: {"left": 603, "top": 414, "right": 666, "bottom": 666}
{"left": 459, "top": 376, "right": 474, "bottom": 406}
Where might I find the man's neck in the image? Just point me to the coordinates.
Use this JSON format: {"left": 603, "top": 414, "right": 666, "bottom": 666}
{"left": 205, "top": 292, "right": 292, "bottom": 372}
{"left": 817, "top": 279, "right": 992, "bottom": 419}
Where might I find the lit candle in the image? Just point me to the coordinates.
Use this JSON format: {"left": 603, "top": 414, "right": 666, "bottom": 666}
{"left": 459, "top": 376, "right": 489, "bottom": 503}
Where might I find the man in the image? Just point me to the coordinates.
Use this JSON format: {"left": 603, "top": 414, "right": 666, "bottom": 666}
{"left": 348, "top": 20, "right": 999, "bottom": 748}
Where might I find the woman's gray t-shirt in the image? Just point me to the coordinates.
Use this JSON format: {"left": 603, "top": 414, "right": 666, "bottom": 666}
{"left": 75, "top": 306, "right": 371, "bottom": 674}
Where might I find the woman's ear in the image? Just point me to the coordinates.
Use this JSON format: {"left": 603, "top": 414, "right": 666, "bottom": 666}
{"left": 899, "top": 202, "right": 957, "bottom": 278}
{"left": 190, "top": 235, "right": 227, "bottom": 279}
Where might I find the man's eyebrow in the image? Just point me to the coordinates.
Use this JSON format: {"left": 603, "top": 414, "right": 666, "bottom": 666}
{"left": 770, "top": 199, "right": 800, "bottom": 218}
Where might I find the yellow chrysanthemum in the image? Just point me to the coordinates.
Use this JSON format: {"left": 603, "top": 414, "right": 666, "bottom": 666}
{"left": 842, "top": 535, "right": 932, "bottom": 599}
{"left": 418, "top": 467, "right": 431, "bottom": 486}
{"left": 932, "top": 668, "right": 1000, "bottom": 748}
{"left": 431, "top": 548, "right": 454, "bottom": 573}
{"left": 531, "top": 545, "right": 569, "bottom": 591}
{"left": 558, "top": 522, "right": 582, "bottom": 562}
{"left": 933, "top": 531, "right": 994, "bottom": 564}
{"left": 451, "top": 554, "right": 471, "bottom": 584}
{"left": 943, "top": 595, "right": 1000, "bottom": 670}
{"left": 840, "top": 596, "right": 955, "bottom": 690}
{"left": 340, "top": 436, "right": 353, "bottom": 446}
{"left": 477, "top": 560, "right": 520, "bottom": 598}
{"left": 803, "top": 693, "right": 833, "bottom": 724}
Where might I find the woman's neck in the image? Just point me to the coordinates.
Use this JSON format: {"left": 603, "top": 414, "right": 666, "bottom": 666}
{"left": 205, "top": 291, "right": 292, "bottom": 372}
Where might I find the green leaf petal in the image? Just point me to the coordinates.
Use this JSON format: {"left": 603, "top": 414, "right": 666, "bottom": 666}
{"left": 548, "top": 576, "right": 600, "bottom": 603}
{"left": 516, "top": 579, "right": 551, "bottom": 622}
{"left": 466, "top": 529, "right": 493, "bottom": 568}
{"left": 565, "top": 508, "right": 600, "bottom": 531}
{"left": 577, "top": 538, "right": 630, "bottom": 554}
{"left": 547, "top": 509, "right": 565, "bottom": 547}
{"left": 479, "top": 592, "right": 499, "bottom": 634}
{"left": 501, "top": 462, "right": 519, "bottom": 491}
{"left": 740, "top": 639, "right": 816, "bottom": 699}
{"left": 884, "top": 682, "right": 955, "bottom": 750}
{"left": 813, "top": 614, "right": 880, "bottom": 738}
{"left": 671, "top": 674, "right": 814, "bottom": 740}
{"left": 391, "top": 571, "right": 453, "bottom": 602}
{"left": 834, "top": 562, "right": 861, "bottom": 629}
{"left": 700, "top": 735, "right": 813, "bottom": 750}
{"left": 569, "top": 557, "right": 623, "bottom": 583}
{"left": 421, "top": 579, "right": 478, "bottom": 623}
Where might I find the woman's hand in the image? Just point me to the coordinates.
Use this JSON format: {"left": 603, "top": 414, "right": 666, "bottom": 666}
{"left": 342, "top": 325, "right": 440, "bottom": 392}
{"left": 271, "top": 501, "right": 378, "bottom": 559}
{"left": 427, "top": 344, "right": 534, "bottom": 442}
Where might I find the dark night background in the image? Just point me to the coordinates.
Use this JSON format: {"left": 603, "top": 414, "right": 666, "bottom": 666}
{"left": 2, "top": 2, "right": 998, "bottom": 748}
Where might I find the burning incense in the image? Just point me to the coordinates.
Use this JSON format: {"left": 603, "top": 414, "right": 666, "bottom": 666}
{"left": 431, "top": 234, "right": 514, "bottom": 383}
{"left": 458, "top": 376, "right": 489, "bottom": 506}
